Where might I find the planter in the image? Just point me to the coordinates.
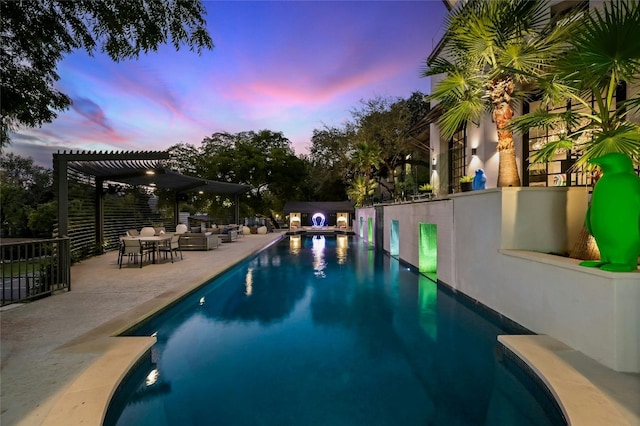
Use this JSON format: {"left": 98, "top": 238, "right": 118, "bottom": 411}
{"left": 460, "top": 182, "right": 472, "bottom": 192}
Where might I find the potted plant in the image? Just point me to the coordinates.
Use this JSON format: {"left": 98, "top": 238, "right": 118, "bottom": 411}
{"left": 419, "top": 183, "right": 433, "bottom": 194}
{"left": 460, "top": 175, "right": 474, "bottom": 192}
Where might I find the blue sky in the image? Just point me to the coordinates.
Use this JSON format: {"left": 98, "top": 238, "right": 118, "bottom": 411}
{"left": 9, "top": 1, "right": 448, "bottom": 167}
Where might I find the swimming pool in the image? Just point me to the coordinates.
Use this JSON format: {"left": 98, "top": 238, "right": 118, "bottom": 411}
{"left": 106, "top": 235, "right": 565, "bottom": 425}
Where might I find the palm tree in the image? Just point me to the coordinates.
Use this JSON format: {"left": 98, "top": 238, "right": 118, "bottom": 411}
{"left": 347, "top": 175, "right": 377, "bottom": 208}
{"left": 509, "top": 0, "right": 640, "bottom": 169}
{"left": 508, "top": 0, "right": 640, "bottom": 261}
{"left": 352, "top": 141, "right": 383, "bottom": 201}
{"left": 422, "top": 0, "right": 578, "bottom": 187}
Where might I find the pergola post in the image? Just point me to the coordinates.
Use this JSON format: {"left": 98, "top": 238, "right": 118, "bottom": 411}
{"left": 235, "top": 194, "right": 240, "bottom": 225}
{"left": 174, "top": 193, "right": 181, "bottom": 228}
{"left": 53, "top": 154, "right": 69, "bottom": 237}
{"left": 96, "top": 178, "right": 105, "bottom": 252}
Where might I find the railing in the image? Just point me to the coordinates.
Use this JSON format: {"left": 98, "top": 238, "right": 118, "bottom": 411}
{"left": 1, "top": 238, "right": 71, "bottom": 306}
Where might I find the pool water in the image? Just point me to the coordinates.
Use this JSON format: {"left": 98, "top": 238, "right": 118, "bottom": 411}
{"left": 106, "top": 235, "right": 565, "bottom": 426}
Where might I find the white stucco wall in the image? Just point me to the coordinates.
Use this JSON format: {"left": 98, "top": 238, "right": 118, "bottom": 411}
{"left": 383, "top": 200, "right": 455, "bottom": 285}
{"left": 500, "top": 250, "right": 640, "bottom": 372}
{"left": 356, "top": 188, "right": 640, "bottom": 372}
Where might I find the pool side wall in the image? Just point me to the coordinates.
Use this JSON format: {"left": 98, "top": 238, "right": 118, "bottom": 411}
{"left": 355, "top": 187, "right": 640, "bottom": 373}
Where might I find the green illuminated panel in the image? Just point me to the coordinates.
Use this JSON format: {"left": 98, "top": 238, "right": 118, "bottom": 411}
{"left": 419, "top": 223, "right": 437, "bottom": 275}
{"left": 367, "top": 217, "right": 374, "bottom": 245}
{"left": 359, "top": 217, "right": 364, "bottom": 238}
{"left": 390, "top": 220, "right": 399, "bottom": 256}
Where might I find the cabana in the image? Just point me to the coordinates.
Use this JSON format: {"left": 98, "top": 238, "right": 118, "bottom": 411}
{"left": 283, "top": 201, "right": 355, "bottom": 229}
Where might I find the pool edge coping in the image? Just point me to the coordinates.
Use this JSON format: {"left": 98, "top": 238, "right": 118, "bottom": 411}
{"left": 498, "top": 335, "right": 632, "bottom": 426}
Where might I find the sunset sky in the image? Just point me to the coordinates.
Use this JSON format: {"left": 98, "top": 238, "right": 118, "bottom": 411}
{"left": 8, "top": 1, "right": 448, "bottom": 167}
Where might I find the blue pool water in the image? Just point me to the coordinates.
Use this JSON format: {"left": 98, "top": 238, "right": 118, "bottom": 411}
{"left": 106, "top": 235, "right": 564, "bottom": 426}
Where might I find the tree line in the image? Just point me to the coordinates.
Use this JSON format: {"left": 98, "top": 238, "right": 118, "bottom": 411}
{"left": 1, "top": 91, "right": 431, "bottom": 237}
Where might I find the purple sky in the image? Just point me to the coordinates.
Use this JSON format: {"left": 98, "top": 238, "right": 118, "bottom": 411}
{"left": 8, "top": 1, "right": 448, "bottom": 167}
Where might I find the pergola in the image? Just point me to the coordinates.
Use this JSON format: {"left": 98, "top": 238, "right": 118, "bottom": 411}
{"left": 53, "top": 150, "right": 250, "bottom": 249}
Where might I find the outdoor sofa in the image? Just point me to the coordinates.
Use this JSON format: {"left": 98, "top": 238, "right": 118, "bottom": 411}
{"left": 178, "top": 232, "right": 221, "bottom": 250}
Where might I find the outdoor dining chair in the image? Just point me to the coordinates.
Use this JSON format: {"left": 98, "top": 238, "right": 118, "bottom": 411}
{"left": 158, "top": 234, "right": 183, "bottom": 263}
{"left": 119, "top": 238, "right": 153, "bottom": 268}
{"left": 140, "top": 227, "right": 156, "bottom": 237}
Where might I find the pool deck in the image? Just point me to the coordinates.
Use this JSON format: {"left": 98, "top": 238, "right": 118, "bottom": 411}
{"left": 1, "top": 230, "right": 639, "bottom": 425}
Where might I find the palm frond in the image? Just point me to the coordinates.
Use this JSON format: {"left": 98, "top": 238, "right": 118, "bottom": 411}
{"left": 421, "top": 57, "right": 456, "bottom": 77}
{"left": 621, "top": 96, "right": 640, "bottom": 116}
{"left": 497, "top": 6, "right": 576, "bottom": 84}
{"left": 558, "top": 0, "right": 640, "bottom": 89}
{"left": 427, "top": 69, "right": 484, "bottom": 105}
{"left": 530, "top": 137, "right": 575, "bottom": 164}
{"left": 436, "top": 97, "right": 485, "bottom": 140}
{"left": 509, "top": 108, "right": 580, "bottom": 134}
{"left": 574, "top": 123, "right": 640, "bottom": 167}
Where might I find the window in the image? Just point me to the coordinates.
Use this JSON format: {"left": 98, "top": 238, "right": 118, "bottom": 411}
{"left": 448, "top": 127, "right": 466, "bottom": 193}
{"left": 525, "top": 83, "right": 628, "bottom": 187}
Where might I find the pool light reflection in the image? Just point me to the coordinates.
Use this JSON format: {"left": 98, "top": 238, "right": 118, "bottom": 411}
{"left": 336, "top": 234, "right": 348, "bottom": 264}
{"left": 289, "top": 235, "right": 301, "bottom": 254}
{"left": 312, "top": 236, "right": 326, "bottom": 277}
{"left": 145, "top": 369, "right": 159, "bottom": 386}
{"left": 245, "top": 268, "right": 254, "bottom": 296}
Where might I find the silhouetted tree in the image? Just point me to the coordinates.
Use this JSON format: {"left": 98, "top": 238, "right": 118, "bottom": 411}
{"left": 1, "top": 0, "right": 213, "bottom": 147}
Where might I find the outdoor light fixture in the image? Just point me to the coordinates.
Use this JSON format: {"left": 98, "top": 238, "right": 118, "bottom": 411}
{"left": 311, "top": 212, "right": 326, "bottom": 227}
{"left": 145, "top": 170, "right": 155, "bottom": 175}
{"left": 432, "top": 156, "right": 437, "bottom": 166}
{"left": 471, "top": 148, "right": 477, "bottom": 156}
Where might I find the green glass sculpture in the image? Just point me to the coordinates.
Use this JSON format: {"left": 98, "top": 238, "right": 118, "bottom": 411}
{"left": 580, "top": 153, "right": 640, "bottom": 272}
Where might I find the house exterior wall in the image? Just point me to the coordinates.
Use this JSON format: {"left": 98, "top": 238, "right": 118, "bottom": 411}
{"left": 355, "top": 188, "right": 640, "bottom": 372}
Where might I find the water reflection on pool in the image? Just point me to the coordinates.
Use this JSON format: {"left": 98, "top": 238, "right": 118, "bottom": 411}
{"left": 106, "top": 235, "right": 564, "bottom": 426}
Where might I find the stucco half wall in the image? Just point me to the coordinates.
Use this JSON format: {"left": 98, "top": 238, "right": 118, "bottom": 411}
{"left": 355, "top": 187, "right": 640, "bottom": 373}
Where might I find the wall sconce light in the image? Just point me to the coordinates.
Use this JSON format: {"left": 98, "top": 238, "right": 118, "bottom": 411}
{"left": 471, "top": 148, "right": 477, "bottom": 156}
{"left": 432, "top": 156, "right": 437, "bottom": 166}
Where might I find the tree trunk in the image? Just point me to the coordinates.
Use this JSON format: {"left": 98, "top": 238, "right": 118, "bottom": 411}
{"left": 490, "top": 78, "right": 521, "bottom": 188}
{"left": 497, "top": 148, "right": 521, "bottom": 187}
{"left": 569, "top": 224, "right": 601, "bottom": 260}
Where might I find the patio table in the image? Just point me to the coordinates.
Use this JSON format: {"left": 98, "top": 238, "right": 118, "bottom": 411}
{"left": 123, "top": 234, "right": 172, "bottom": 264}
